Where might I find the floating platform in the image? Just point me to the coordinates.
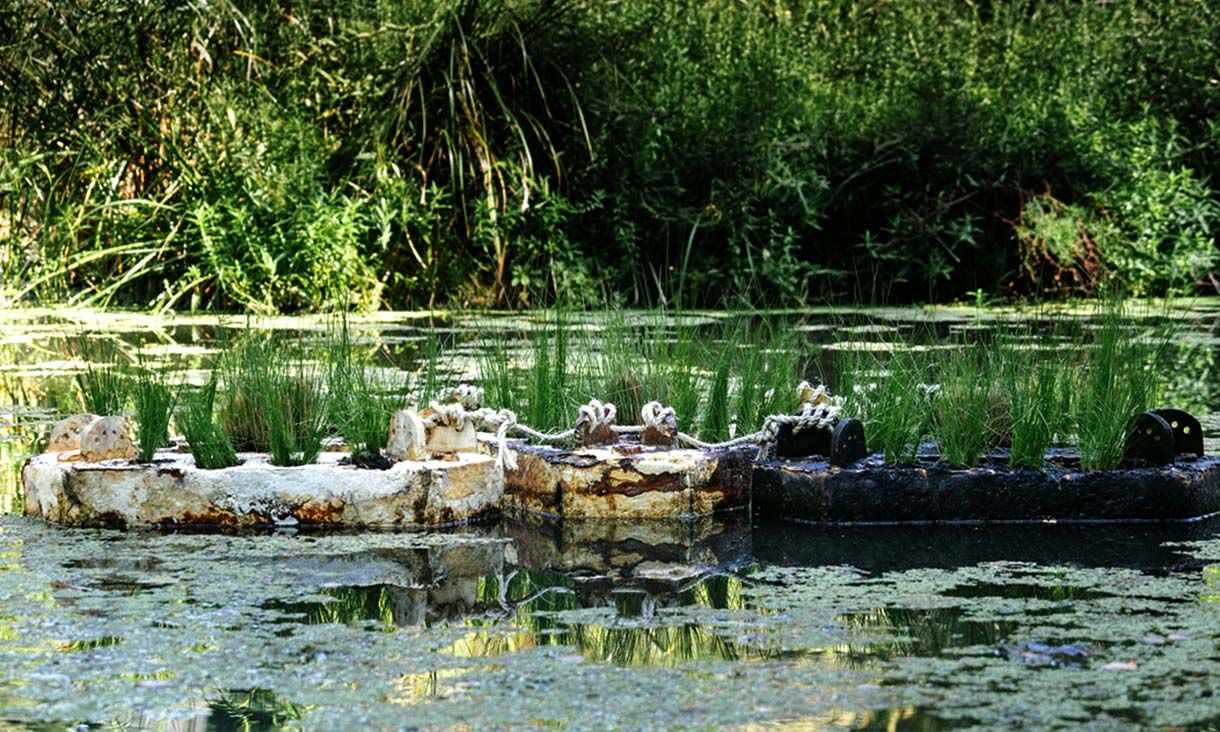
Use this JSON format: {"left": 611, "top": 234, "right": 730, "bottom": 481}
{"left": 21, "top": 449, "right": 501, "bottom": 529}
{"left": 501, "top": 441, "right": 753, "bottom": 519}
{"left": 753, "top": 453, "right": 1220, "bottom": 524}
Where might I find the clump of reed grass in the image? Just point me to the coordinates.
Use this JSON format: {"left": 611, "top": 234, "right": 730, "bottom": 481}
{"left": 999, "top": 339, "right": 1077, "bottom": 469}
{"left": 1074, "top": 306, "right": 1168, "bottom": 470}
{"left": 932, "top": 348, "right": 993, "bottom": 467}
{"left": 267, "top": 362, "right": 329, "bottom": 467}
{"left": 523, "top": 320, "right": 572, "bottom": 432}
{"left": 178, "top": 379, "right": 239, "bottom": 470}
{"left": 75, "top": 337, "right": 128, "bottom": 415}
{"left": 841, "top": 348, "right": 931, "bottom": 465}
{"left": 700, "top": 357, "right": 732, "bottom": 442}
{"left": 217, "top": 337, "right": 276, "bottom": 452}
{"left": 329, "top": 323, "right": 406, "bottom": 466}
{"left": 131, "top": 366, "right": 176, "bottom": 462}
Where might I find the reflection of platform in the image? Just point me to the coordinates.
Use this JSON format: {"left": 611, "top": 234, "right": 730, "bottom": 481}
{"left": 502, "top": 512, "right": 753, "bottom": 582}
{"left": 21, "top": 450, "right": 501, "bottom": 528}
{"left": 752, "top": 516, "right": 1220, "bottom": 573}
{"left": 754, "top": 455, "right": 1220, "bottom": 523}
{"left": 502, "top": 442, "right": 753, "bottom": 518}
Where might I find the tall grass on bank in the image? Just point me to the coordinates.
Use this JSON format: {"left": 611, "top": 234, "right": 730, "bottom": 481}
{"left": 131, "top": 366, "right": 176, "bottom": 462}
{"left": 178, "top": 379, "right": 238, "bottom": 470}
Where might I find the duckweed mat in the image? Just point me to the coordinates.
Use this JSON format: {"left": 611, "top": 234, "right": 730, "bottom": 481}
{"left": 1, "top": 514, "right": 1220, "bottom": 730}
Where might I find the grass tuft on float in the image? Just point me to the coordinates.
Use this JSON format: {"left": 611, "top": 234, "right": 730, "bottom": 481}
{"left": 178, "top": 379, "right": 239, "bottom": 470}
{"left": 329, "top": 323, "right": 406, "bottom": 467}
{"left": 131, "top": 366, "right": 176, "bottom": 463}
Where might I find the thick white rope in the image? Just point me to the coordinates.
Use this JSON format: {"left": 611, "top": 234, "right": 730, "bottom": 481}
{"left": 424, "top": 383, "right": 846, "bottom": 464}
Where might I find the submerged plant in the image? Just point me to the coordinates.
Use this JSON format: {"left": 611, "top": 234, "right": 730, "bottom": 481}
{"left": 178, "top": 379, "right": 238, "bottom": 470}
{"left": 131, "top": 366, "right": 176, "bottom": 462}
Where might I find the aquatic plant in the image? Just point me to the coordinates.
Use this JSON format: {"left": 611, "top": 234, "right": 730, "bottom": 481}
{"left": 130, "top": 366, "right": 176, "bottom": 463}
{"left": 266, "top": 359, "right": 329, "bottom": 467}
{"left": 1075, "top": 305, "right": 1169, "bottom": 470}
{"left": 523, "top": 317, "right": 573, "bottom": 432}
{"left": 932, "top": 348, "right": 994, "bottom": 467}
{"left": 74, "top": 338, "right": 128, "bottom": 416}
{"left": 1001, "top": 340, "right": 1077, "bottom": 469}
{"left": 217, "top": 337, "right": 277, "bottom": 452}
{"left": 178, "top": 379, "right": 239, "bottom": 470}
{"left": 841, "top": 348, "right": 931, "bottom": 465}
{"left": 700, "top": 356, "right": 732, "bottom": 443}
{"left": 329, "top": 324, "right": 407, "bottom": 465}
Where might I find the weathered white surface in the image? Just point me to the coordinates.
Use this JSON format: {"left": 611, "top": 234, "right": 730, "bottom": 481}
{"left": 425, "top": 423, "right": 478, "bottom": 453}
{"left": 499, "top": 440, "right": 753, "bottom": 519}
{"left": 386, "top": 410, "right": 427, "bottom": 461}
{"left": 22, "top": 449, "right": 501, "bottom": 528}
{"left": 80, "top": 416, "right": 137, "bottom": 462}
{"left": 47, "top": 414, "right": 100, "bottom": 453}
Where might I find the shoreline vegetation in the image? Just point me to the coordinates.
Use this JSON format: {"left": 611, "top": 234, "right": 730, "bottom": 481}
{"left": 3, "top": 1, "right": 1219, "bottom": 312}
{"left": 66, "top": 300, "right": 1178, "bottom": 473}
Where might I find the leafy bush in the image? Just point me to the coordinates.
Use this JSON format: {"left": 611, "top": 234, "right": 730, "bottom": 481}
{"left": 8, "top": 1, "right": 1219, "bottom": 308}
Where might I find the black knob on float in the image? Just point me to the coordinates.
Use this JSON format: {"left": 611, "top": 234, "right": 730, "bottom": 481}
{"left": 1151, "top": 408, "right": 1204, "bottom": 458}
{"left": 830, "top": 418, "right": 868, "bottom": 468}
{"left": 1124, "top": 411, "right": 1175, "bottom": 466}
{"left": 773, "top": 419, "right": 832, "bottom": 459}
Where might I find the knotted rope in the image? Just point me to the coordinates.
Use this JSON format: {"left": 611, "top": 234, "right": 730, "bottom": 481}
{"left": 420, "top": 383, "right": 848, "bottom": 464}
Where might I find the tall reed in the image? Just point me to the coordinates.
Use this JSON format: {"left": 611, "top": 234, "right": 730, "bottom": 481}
{"left": 266, "top": 359, "right": 329, "bottom": 467}
{"left": 932, "top": 348, "right": 993, "bottom": 467}
{"left": 329, "top": 323, "right": 407, "bottom": 464}
{"left": 1074, "top": 305, "right": 1168, "bottom": 470}
{"left": 840, "top": 347, "right": 930, "bottom": 465}
{"left": 131, "top": 366, "right": 176, "bottom": 462}
{"left": 178, "top": 379, "right": 239, "bottom": 470}
{"left": 75, "top": 337, "right": 128, "bottom": 415}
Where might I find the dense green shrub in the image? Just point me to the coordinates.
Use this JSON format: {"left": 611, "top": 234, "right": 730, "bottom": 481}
{"left": 3, "top": 0, "right": 1218, "bottom": 309}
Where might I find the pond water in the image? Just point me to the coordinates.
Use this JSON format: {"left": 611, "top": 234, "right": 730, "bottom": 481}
{"left": 2, "top": 305, "right": 1220, "bottom": 730}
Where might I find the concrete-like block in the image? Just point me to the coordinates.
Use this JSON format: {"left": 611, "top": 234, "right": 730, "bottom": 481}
{"left": 501, "top": 441, "right": 752, "bottom": 519}
{"left": 21, "top": 449, "right": 502, "bottom": 529}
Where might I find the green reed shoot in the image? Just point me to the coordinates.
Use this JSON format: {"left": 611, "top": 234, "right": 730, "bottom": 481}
{"left": 932, "top": 348, "right": 993, "bottom": 467}
{"left": 131, "top": 366, "right": 176, "bottom": 462}
{"left": 217, "top": 336, "right": 276, "bottom": 452}
{"left": 329, "top": 322, "right": 406, "bottom": 463}
{"left": 178, "top": 379, "right": 238, "bottom": 470}
{"left": 1075, "top": 305, "right": 1168, "bottom": 470}
{"left": 75, "top": 337, "right": 128, "bottom": 415}
{"left": 266, "top": 358, "right": 329, "bottom": 467}
{"left": 841, "top": 347, "right": 930, "bottom": 465}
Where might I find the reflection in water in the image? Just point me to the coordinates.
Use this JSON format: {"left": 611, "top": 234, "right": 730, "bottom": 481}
{"left": 4, "top": 307, "right": 1220, "bottom": 729}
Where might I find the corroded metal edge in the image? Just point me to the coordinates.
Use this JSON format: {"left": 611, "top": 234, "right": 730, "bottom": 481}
{"left": 21, "top": 449, "right": 502, "bottom": 529}
{"left": 500, "top": 441, "right": 753, "bottom": 519}
{"left": 753, "top": 455, "right": 1220, "bottom": 523}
